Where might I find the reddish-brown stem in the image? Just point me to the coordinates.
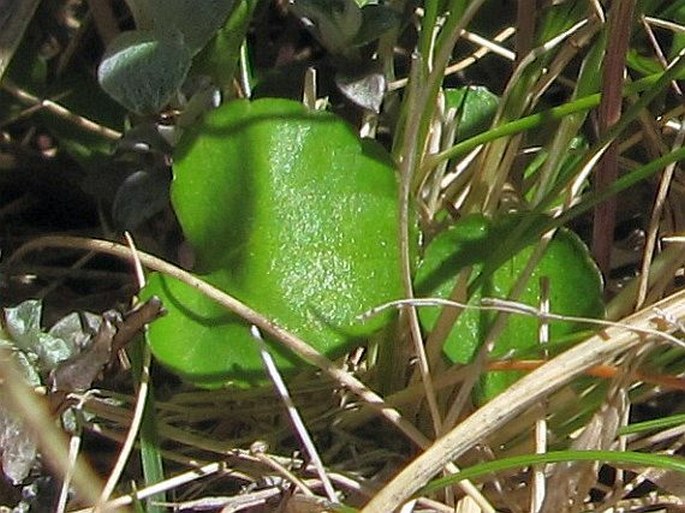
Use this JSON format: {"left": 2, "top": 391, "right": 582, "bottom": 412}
{"left": 515, "top": 0, "right": 536, "bottom": 65}
{"left": 488, "top": 359, "right": 685, "bottom": 391}
{"left": 592, "top": 0, "right": 636, "bottom": 277}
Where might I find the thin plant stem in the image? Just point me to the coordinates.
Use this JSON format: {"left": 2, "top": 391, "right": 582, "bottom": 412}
{"left": 96, "top": 338, "right": 152, "bottom": 509}
{"left": 636, "top": 118, "right": 685, "bottom": 308}
{"left": 425, "top": 71, "right": 667, "bottom": 172}
{"left": 251, "top": 325, "right": 338, "bottom": 502}
{"left": 592, "top": 0, "right": 637, "bottom": 275}
{"left": 1, "top": 80, "right": 122, "bottom": 140}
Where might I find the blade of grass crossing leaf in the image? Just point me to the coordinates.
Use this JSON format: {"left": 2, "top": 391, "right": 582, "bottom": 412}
{"left": 251, "top": 326, "right": 337, "bottom": 502}
{"left": 531, "top": 27, "right": 606, "bottom": 205}
{"left": 483, "top": 143, "right": 685, "bottom": 315}
{"left": 544, "top": 46, "right": 685, "bottom": 212}
{"left": 476, "top": 138, "right": 685, "bottom": 305}
{"left": 360, "top": 287, "right": 685, "bottom": 512}
{"left": 460, "top": 56, "right": 685, "bottom": 269}
{"left": 470, "top": 6, "right": 591, "bottom": 213}
{"left": 553, "top": 145, "right": 685, "bottom": 230}
{"left": 191, "top": 0, "right": 259, "bottom": 93}
{"left": 418, "top": 0, "right": 485, "bottom": 162}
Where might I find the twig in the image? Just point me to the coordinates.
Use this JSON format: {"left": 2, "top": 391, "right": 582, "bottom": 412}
{"left": 251, "top": 325, "right": 337, "bottom": 502}
{"left": 70, "top": 462, "right": 227, "bottom": 513}
{"left": 362, "top": 296, "right": 685, "bottom": 350}
{"left": 1, "top": 80, "right": 122, "bottom": 140}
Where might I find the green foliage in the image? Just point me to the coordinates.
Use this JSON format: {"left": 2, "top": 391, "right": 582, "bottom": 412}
{"left": 443, "top": 87, "right": 499, "bottom": 142}
{"left": 98, "top": 30, "right": 193, "bottom": 115}
{"left": 142, "top": 0, "right": 237, "bottom": 54}
{"left": 142, "top": 98, "right": 403, "bottom": 387}
{"left": 415, "top": 214, "right": 604, "bottom": 402}
{"left": 98, "top": 0, "right": 237, "bottom": 114}
{"left": 2, "top": 300, "right": 79, "bottom": 375}
{"left": 289, "top": 0, "right": 400, "bottom": 57}
{"left": 5, "top": 0, "right": 685, "bottom": 507}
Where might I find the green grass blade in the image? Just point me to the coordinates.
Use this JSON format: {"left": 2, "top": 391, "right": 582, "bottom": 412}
{"left": 129, "top": 337, "right": 165, "bottom": 513}
{"left": 420, "top": 449, "right": 685, "bottom": 495}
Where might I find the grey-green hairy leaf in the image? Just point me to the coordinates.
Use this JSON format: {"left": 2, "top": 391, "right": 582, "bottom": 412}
{"left": 2, "top": 300, "right": 76, "bottom": 370}
{"left": 0, "top": 408, "right": 36, "bottom": 484}
{"left": 98, "top": 29, "right": 192, "bottom": 115}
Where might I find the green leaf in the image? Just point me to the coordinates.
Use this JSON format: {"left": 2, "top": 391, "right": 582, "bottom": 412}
{"left": 142, "top": 98, "right": 403, "bottom": 387}
{"left": 352, "top": 5, "right": 401, "bottom": 47}
{"left": 289, "top": 0, "right": 362, "bottom": 56}
{"left": 443, "top": 87, "right": 499, "bottom": 142}
{"left": 626, "top": 49, "right": 664, "bottom": 77}
{"left": 148, "top": 0, "right": 236, "bottom": 55}
{"left": 414, "top": 214, "right": 604, "bottom": 402}
{"left": 191, "top": 0, "right": 258, "bottom": 92}
{"left": 98, "top": 29, "right": 192, "bottom": 115}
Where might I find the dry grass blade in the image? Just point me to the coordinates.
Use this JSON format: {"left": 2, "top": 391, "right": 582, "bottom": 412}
{"left": 361, "top": 287, "right": 685, "bottom": 512}
{"left": 70, "top": 462, "right": 227, "bottom": 513}
{"left": 251, "top": 325, "right": 337, "bottom": 502}
{"left": 0, "top": 348, "right": 103, "bottom": 506}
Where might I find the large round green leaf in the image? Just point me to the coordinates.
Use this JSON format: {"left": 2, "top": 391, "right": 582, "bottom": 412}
{"left": 415, "top": 214, "right": 604, "bottom": 402}
{"left": 143, "top": 98, "right": 402, "bottom": 387}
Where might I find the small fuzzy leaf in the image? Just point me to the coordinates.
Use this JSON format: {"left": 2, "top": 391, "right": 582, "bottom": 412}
{"left": 335, "top": 70, "right": 385, "bottom": 112}
{"left": 98, "top": 30, "right": 192, "bottom": 114}
{"left": 3, "top": 300, "right": 43, "bottom": 349}
{"left": 112, "top": 168, "right": 171, "bottom": 230}
{"left": 3, "top": 300, "right": 76, "bottom": 370}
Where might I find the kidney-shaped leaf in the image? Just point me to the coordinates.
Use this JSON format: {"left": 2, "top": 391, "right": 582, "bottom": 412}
{"left": 143, "top": 98, "right": 402, "bottom": 387}
{"left": 415, "top": 214, "right": 604, "bottom": 402}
